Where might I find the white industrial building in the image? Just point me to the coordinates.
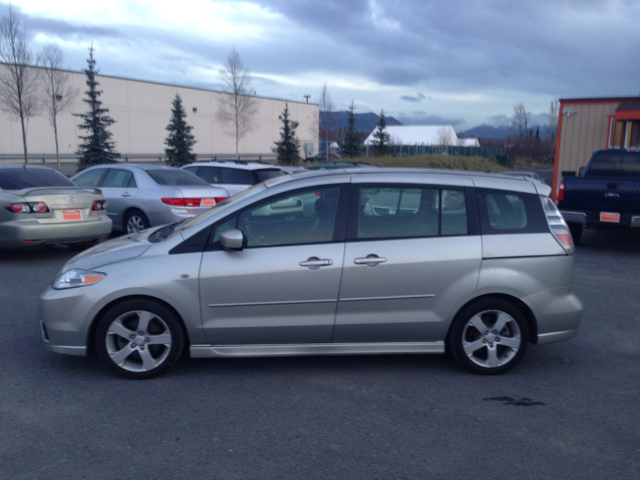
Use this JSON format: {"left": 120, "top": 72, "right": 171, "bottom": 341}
{"left": 0, "top": 65, "right": 319, "bottom": 173}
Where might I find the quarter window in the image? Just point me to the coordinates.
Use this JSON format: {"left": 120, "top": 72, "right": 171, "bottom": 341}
{"left": 476, "top": 189, "right": 548, "bottom": 234}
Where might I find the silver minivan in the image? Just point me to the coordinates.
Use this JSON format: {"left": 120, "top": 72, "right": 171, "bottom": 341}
{"left": 40, "top": 168, "right": 582, "bottom": 378}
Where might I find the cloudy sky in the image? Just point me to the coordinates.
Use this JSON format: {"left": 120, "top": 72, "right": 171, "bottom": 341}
{"left": 2, "top": 0, "right": 639, "bottom": 131}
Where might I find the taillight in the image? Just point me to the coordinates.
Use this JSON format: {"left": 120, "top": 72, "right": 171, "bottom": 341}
{"left": 557, "top": 182, "right": 565, "bottom": 201}
{"left": 92, "top": 200, "right": 108, "bottom": 211}
{"left": 540, "top": 196, "right": 573, "bottom": 255}
{"left": 161, "top": 197, "right": 227, "bottom": 207}
{"left": 4, "top": 202, "right": 50, "bottom": 214}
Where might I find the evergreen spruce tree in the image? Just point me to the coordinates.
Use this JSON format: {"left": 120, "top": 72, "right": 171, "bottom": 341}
{"left": 164, "top": 94, "right": 197, "bottom": 166}
{"left": 342, "top": 101, "right": 360, "bottom": 158}
{"left": 371, "top": 109, "right": 391, "bottom": 156}
{"left": 74, "top": 46, "right": 119, "bottom": 171}
{"left": 272, "top": 103, "right": 301, "bottom": 165}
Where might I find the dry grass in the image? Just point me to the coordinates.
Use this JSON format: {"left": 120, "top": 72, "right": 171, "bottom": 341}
{"left": 356, "top": 154, "right": 510, "bottom": 173}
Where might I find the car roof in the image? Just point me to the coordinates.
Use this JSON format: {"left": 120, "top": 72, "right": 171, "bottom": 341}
{"left": 264, "top": 167, "right": 552, "bottom": 196}
{"left": 187, "top": 160, "right": 280, "bottom": 171}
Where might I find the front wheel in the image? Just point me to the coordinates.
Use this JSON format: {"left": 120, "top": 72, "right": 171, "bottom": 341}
{"left": 94, "top": 299, "right": 185, "bottom": 379}
{"left": 448, "top": 299, "right": 529, "bottom": 375}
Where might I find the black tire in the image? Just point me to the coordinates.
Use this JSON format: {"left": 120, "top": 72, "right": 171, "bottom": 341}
{"left": 94, "top": 298, "right": 185, "bottom": 379}
{"left": 568, "top": 222, "right": 582, "bottom": 245}
{"left": 447, "top": 299, "right": 529, "bottom": 375}
{"left": 124, "top": 209, "right": 150, "bottom": 234}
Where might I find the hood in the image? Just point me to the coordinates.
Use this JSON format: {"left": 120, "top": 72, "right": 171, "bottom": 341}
{"left": 62, "top": 231, "right": 154, "bottom": 272}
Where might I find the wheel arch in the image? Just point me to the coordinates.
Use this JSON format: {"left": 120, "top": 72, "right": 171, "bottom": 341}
{"left": 86, "top": 294, "right": 189, "bottom": 357}
{"left": 446, "top": 293, "right": 538, "bottom": 345}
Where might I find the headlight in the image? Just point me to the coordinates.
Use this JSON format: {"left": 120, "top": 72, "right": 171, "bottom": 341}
{"left": 53, "top": 269, "right": 106, "bottom": 290}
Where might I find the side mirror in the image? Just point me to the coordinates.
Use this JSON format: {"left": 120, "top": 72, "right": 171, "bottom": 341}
{"left": 219, "top": 228, "right": 244, "bottom": 251}
{"left": 578, "top": 167, "right": 586, "bottom": 177}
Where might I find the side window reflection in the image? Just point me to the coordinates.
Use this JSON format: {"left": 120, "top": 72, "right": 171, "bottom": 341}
{"left": 358, "top": 186, "right": 467, "bottom": 239}
{"left": 234, "top": 187, "right": 340, "bottom": 247}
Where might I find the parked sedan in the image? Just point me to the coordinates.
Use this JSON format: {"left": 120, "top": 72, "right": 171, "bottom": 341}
{"left": 0, "top": 164, "right": 111, "bottom": 250}
{"left": 72, "top": 164, "right": 229, "bottom": 233}
{"left": 40, "top": 168, "right": 582, "bottom": 379}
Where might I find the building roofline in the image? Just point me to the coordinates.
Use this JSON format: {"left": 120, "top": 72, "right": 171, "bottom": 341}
{"left": 559, "top": 96, "right": 640, "bottom": 104}
{"left": 0, "top": 62, "right": 318, "bottom": 107}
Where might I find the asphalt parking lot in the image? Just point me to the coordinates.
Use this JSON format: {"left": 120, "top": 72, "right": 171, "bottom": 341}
{"left": 1, "top": 229, "right": 638, "bottom": 479}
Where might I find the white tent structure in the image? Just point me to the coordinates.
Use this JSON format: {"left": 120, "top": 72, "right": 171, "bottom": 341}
{"left": 459, "top": 138, "right": 481, "bottom": 147}
{"left": 364, "top": 125, "right": 460, "bottom": 146}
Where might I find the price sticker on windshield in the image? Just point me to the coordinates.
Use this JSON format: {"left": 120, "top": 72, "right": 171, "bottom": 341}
{"left": 600, "top": 212, "right": 620, "bottom": 223}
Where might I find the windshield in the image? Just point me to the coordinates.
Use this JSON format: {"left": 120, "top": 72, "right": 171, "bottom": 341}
{"left": 0, "top": 168, "right": 75, "bottom": 190}
{"left": 146, "top": 169, "right": 211, "bottom": 186}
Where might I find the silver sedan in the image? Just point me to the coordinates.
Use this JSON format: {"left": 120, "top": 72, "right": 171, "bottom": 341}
{"left": 72, "top": 164, "right": 230, "bottom": 233}
{"left": 1, "top": 164, "right": 112, "bottom": 250}
{"left": 40, "top": 168, "right": 582, "bottom": 378}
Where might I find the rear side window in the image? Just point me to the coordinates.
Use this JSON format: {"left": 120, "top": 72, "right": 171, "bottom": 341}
{"left": 0, "top": 168, "right": 75, "bottom": 190}
{"left": 220, "top": 168, "right": 253, "bottom": 185}
{"left": 102, "top": 169, "right": 137, "bottom": 188}
{"left": 190, "top": 166, "right": 220, "bottom": 184}
{"left": 476, "top": 189, "right": 548, "bottom": 234}
{"left": 73, "top": 168, "right": 106, "bottom": 187}
{"left": 355, "top": 186, "right": 468, "bottom": 240}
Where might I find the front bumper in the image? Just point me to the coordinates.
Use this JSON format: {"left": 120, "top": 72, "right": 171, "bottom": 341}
{"left": 39, "top": 285, "right": 99, "bottom": 356}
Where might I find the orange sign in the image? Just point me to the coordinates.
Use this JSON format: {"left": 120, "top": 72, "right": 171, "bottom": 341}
{"left": 600, "top": 212, "right": 620, "bottom": 223}
{"left": 62, "top": 210, "right": 82, "bottom": 221}
{"left": 201, "top": 198, "right": 215, "bottom": 206}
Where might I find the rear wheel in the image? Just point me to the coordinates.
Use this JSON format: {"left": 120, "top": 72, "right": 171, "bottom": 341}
{"left": 124, "top": 209, "right": 149, "bottom": 234}
{"left": 568, "top": 222, "right": 582, "bottom": 245}
{"left": 94, "top": 299, "right": 185, "bottom": 379}
{"left": 448, "top": 299, "right": 529, "bottom": 375}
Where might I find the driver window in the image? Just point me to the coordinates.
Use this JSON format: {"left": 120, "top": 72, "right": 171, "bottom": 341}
{"left": 236, "top": 187, "right": 340, "bottom": 247}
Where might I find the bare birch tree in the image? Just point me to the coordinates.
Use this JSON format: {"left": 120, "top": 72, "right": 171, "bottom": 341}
{"left": 318, "top": 83, "right": 334, "bottom": 160}
{"left": 216, "top": 48, "right": 258, "bottom": 157}
{"left": 546, "top": 98, "right": 559, "bottom": 139}
{"left": 0, "top": 6, "right": 40, "bottom": 165}
{"left": 512, "top": 102, "right": 530, "bottom": 137}
{"left": 40, "top": 43, "right": 77, "bottom": 172}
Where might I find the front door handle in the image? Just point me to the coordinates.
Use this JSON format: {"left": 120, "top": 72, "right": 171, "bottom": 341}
{"left": 299, "top": 257, "right": 333, "bottom": 269}
{"left": 121, "top": 192, "right": 131, "bottom": 197}
{"left": 354, "top": 255, "right": 387, "bottom": 266}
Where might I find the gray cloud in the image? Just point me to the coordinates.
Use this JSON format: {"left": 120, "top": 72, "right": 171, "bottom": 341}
{"left": 4, "top": 0, "right": 639, "bottom": 129}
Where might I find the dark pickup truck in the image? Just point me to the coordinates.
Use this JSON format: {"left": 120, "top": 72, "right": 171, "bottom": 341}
{"left": 557, "top": 149, "right": 640, "bottom": 244}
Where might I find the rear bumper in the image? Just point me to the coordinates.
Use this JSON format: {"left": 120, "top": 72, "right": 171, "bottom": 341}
{"left": 560, "top": 209, "right": 640, "bottom": 229}
{"left": 0, "top": 216, "right": 112, "bottom": 248}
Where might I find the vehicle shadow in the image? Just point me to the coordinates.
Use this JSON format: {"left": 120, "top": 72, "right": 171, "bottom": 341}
{"left": 577, "top": 228, "right": 640, "bottom": 253}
